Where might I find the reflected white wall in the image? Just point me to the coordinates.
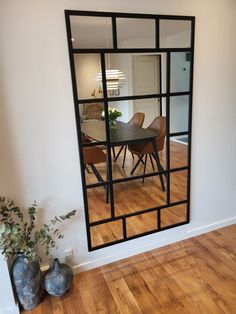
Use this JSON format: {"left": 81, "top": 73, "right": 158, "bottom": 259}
{"left": 75, "top": 54, "right": 101, "bottom": 99}
{"left": 109, "top": 53, "right": 131, "bottom": 122}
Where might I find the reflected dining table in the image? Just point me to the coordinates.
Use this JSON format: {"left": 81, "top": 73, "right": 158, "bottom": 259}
{"left": 81, "top": 120, "right": 162, "bottom": 178}
{"left": 81, "top": 120, "right": 159, "bottom": 148}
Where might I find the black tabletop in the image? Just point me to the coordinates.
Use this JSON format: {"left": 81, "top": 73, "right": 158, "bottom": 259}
{"left": 81, "top": 120, "right": 157, "bottom": 145}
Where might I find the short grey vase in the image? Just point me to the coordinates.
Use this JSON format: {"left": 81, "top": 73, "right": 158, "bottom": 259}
{"left": 44, "top": 258, "right": 73, "bottom": 297}
{"left": 12, "top": 254, "right": 42, "bottom": 310}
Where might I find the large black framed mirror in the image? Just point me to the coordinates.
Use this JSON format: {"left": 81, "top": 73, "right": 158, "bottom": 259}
{"left": 65, "top": 10, "right": 195, "bottom": 250}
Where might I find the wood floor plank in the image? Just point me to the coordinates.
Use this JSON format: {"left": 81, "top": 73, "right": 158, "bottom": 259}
{"left": 23, "top": 225, "right": 236, "bottom": 314}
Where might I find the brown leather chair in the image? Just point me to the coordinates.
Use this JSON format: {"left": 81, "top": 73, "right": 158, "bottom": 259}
{"left": 83, "top": 147, "right": 106, "bottom": 165}
{"left": 128, "top": 116, "right": 166, "bottom": 191}
{"left": 81, "top": 134, "right": 92, "bottom": 174}
{"left": 81, "top": 133, "right": 91, "bottom": 144}
{"left": 114, "top": 112, "right": 145, "bottom": 167}
{"left": 129, "top": 112, "right": 145, "bottom": 128}
{"left": 83, "top": 147, "right": 109, "bottom": 202}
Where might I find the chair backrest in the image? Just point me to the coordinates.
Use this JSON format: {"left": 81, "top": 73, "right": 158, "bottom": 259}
{"left": 84, "top": 103, "right": 103, "bottom": 120}
{"left": 83, "top": 147, "right": 106, "bottom": 165}
{"left": 147, "top": 116, "right": 166, "bottom": 151}
{"left": 128, "top": 112, "right": 145, "bottom": 128}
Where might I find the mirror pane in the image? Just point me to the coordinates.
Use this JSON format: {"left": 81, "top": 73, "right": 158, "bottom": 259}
{"left": 107, "top": 100, "right": 130, "bottom": 126}
{"left": 112, "top": 143, "right": 167, "bottom": 180}
{"left": 170, "top": 135, "right": 188, "bottom": 169}
{"left": 90, "top": 220, "right": 123, "bottom": 247}
{"left": 87, "top": 186, "right": 111, "bottom": 223}
{"left": 159, "top": 19, "right": 191, "bottom": 48}
{"left": 104, "top": 53, "right": 166, "bottom": 99}
{"left": 170, "top": 96, "right": 189, "bottom": 133}
{"left": 126, "top": 212, "right": 158, "bottom": 237}
{"left": 170, "top": 170, "right": 188, "bottom": 203}
{"left": 132, "top": 54, "right": 161, "bottom": 94}
{"left": 171, "top": 52, "right": 191, "bottom": 93}
{"left": 83, "top": 144, "right": 108, "bottom": 185}
{"left": 70, "top": 16, "right": 113, "bottom": 49}
{"left": 80, "top": 108, "right": 107, "bottom": 145}
{"left": 74, "top": 54, "right": 103, "bottom": 100}
{"left": 106, "top": 101, "right": 167, "bottom": 179}
{"left": 113, "top": 178, "right": 166, "bottom": 217}
{"left": 116, "top": 18, "right": 156, "bottom": 48}
{"left": 161, "top": 204, "right": 187, "bottom": 228}
{"left": 109, "top": 98, "right": 165, "bottom": 128}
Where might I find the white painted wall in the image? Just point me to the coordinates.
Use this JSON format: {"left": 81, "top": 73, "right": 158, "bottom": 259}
{"left": 0, "top": 1, "right": 236, "bottom": 311}
{"left": 75, "top": 54, "right": 101, "bottom": 100}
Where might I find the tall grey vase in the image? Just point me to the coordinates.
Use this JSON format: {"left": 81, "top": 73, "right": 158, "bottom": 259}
{"left": 44, "top": 258, "right": 73, "bottom": 297}
{"left": 12, "top": 254, "right": 42, "bottom": 310}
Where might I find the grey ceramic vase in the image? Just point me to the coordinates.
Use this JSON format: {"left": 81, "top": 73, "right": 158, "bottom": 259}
{"left": 44, "top": 258, "right": 73, "bottom": 297}
{"left": 12, "top": 254, "right": 42, "bottom": 311}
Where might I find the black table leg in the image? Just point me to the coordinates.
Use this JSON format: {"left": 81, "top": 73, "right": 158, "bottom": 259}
{"left": 114, "top": 145, "right": 124, "bottom": 162}
{"left": 122, "top": 145, "right": 127, "bottom": 168}
{"left": 112, "top": 147, "right": 116, "bottom": 159}
{"left": 149, "top": 153, "right": 155, "bottom": 170}
{"left": 142, "top": 154, "right": 148, "bottom": 183}
{"left": 151, "top": 139, "right": 165, "bottom": 191}
{"left": 152, "top": 153, "right": 167, "bottom": 177}
{"left": 106, "top": 149, "right": 111, "bottom": 204}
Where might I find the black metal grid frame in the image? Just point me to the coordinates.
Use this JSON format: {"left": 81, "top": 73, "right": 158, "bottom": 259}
{"left": 65, "top": 10, "right": 195, "bottom": 251}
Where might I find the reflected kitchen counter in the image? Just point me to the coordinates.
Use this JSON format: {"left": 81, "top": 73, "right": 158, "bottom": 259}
{"left": 81, "top": 120, "right": 158, "bottom": 146}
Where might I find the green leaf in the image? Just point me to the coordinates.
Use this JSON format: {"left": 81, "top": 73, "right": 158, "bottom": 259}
{"left": 0, "top": 196, "right": 77, "bottom": 260}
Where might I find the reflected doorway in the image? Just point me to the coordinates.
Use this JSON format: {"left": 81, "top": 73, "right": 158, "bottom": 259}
{"left": 133, "top": 55, "right": 161, "bottom": 127}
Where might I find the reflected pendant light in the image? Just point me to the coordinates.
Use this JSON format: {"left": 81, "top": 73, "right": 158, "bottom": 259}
{"left": 95, "top": 20, "right": 126, "bottom": 92}
{"left": 95, "top": 66, "right": 126, "bottom": 91}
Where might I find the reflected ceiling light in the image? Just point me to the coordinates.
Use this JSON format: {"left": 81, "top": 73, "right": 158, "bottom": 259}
{"left": 96, "top": 20, "right": 126, "bottom": 92}
{"left": 95, "top": 69, "right": 126, "bottom": 91}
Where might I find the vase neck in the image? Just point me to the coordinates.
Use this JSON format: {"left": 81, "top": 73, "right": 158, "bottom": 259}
{"left": 53, "top": 259, "right": 60, "bottom": 271}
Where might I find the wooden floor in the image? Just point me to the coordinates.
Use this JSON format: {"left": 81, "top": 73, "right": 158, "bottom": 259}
{"left": 24, "top": 225, "right": 236, "bottom": 314}
{"left": 86, "top": 140, "right": 188, "bottom": 247}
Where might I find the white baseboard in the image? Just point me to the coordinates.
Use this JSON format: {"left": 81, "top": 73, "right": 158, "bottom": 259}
{"left": 186, "top": 216, "right": 236, "bottom": 237}
{"left": 171, "top": 138, "right": 188, "bottom": 146}
{"left": 72, "top": 217, "right": 236, "bottom": 273}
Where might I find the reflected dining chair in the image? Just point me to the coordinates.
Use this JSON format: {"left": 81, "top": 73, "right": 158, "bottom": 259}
{"left": 82, "top": 130, "right": 116, "bottom": 159}
{"left": 128, "top": 116, "right": 166, "bottom": 191}
{"left": 81, "top": 133, "right": 92, "bottom": 173}
{"left": 114, "top": 112, "right": 145, "bottom": 168}
{"left": 83, "top": 147, "right": 109, "bottom": 203}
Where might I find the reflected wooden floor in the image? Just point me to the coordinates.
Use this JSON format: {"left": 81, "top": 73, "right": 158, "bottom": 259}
{"left": 85, "top": 141, "right": 188, "bottom": 247}
{"left": 24, "top": 225, "right": 236, "bottom": 314}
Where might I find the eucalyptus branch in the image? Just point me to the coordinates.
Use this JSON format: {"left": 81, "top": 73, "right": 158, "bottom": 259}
{"left": 0, "top": 197, "right": 77, "bottom": 261}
